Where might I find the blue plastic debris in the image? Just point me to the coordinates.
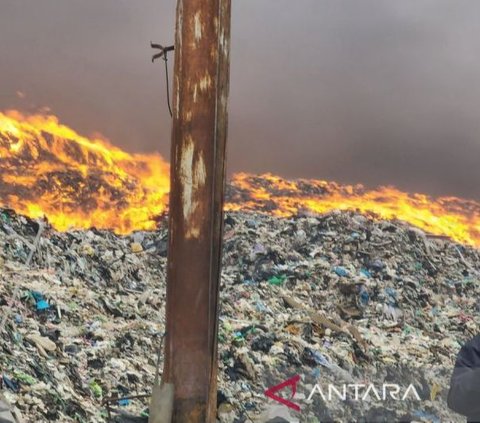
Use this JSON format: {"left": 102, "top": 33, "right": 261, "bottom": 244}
{"left": 310, "top": 349, "right": 331, "bottom": 368}
{"left": 255, "top": 301, "right": 268, "bottom": 313}
{"left": 31, "top": 291, "right": 50, "bottom": 311}
{"left": 358, "top": 286, "right": 370, "bottom": 307}
{"left": 30, "top": 291, "right": 43, "bottom": 302}
{"left": 118, "top": 398, "right": 130, "bottom": 406}
{"left": 360, "top": 268, "right": 372, "bottom": 278}
{"left": 412, "top": 410, "right": 440, "bottom": 423}
{"left": 333, "top": 266, "right": 349, "bottom": 277}
{"left": 369, "top": 259, "right": 385, "bottom": 272}
{"left": 36, "top": 300, "right": 50, "bottom": 311}
{"left": 346, "top": 232, "right": 361, "bottom": 242}
{"left": 233, "top": 331, "right": 244, "bottom": 340}
{"left": 385, "top": 287, "right": 396, "bottom": 296}
{"left": 2, "top": 375, "right": 19, "bottom": 392}
{"left": 384, "top": 287, "right": 397, "bottom": 306}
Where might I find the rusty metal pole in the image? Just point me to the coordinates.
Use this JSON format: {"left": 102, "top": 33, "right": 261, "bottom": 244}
{"left": 163, "top": 0, "right": 231, "bottom": 421}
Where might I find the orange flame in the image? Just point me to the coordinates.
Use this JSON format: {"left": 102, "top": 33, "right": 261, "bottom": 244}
{"left": 0, "top": 110, "right": 479, "bottom": 246}
{"left": 226, "top": 173, "right": 480, "bottom": 247}
{"left": 0, "top": 110, "right": 170, "bottom": 233}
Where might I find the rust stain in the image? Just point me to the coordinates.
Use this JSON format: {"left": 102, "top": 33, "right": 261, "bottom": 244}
{"left": 165, "top": 0, "right": 232, "bottom": 420}
{"left": 186, "top": 403, "right": 206, "bottom": 422}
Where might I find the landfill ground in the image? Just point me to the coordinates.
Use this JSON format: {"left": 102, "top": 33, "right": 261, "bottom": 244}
{"left": 0, "top": 208, "right": 478, "bottom": 422}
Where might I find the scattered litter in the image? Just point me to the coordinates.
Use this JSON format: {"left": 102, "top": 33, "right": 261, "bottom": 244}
{"left": 0, "top": 208, "right": 477, "bottom": 421}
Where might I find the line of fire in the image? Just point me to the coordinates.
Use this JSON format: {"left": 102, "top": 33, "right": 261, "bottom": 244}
{"left": 1, "top": 1, "right": 480, "bottom": 423}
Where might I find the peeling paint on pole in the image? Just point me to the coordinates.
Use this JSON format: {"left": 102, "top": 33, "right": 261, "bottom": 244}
{"left": 193, "top": 12, "right": 203, "bottom": 43}
{"left": 163, "top": 0, "right": 231, "bottom": 421}
{"left": 179, "top": 136, "right": 207, "bottom": 239}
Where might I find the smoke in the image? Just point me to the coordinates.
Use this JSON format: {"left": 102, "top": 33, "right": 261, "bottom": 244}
{"left": 1, "top": 0, "right": 479, "bottom": 199}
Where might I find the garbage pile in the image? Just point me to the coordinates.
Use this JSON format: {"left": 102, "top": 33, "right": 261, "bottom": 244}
{"left": 0, "top": 207, "right": 478, "bottom": 422}
{"left": 0, "top": 209, "right": 168, "bottom": 422}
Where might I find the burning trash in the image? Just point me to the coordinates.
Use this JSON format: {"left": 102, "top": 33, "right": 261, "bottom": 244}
{"left": 0, "top": 109, "right": 479, "bottom": 422}
{"left": 0, "top": 110, "right": 170, "bottom": 234}
{"left": 1, "top": 110, "right": 480, "bottom": 247}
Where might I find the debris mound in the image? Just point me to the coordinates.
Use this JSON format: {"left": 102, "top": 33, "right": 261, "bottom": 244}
{"left": 0, "top": 208, "right": 478, "bottom": 422}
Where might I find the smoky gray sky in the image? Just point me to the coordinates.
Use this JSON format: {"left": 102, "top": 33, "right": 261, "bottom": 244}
{"left": 1, "top": 0, "right": 480, "bottom": 200}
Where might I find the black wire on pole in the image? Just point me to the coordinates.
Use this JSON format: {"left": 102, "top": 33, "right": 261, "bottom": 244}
{"left": 163, "top": 54, "right": 173, "bottom": 118}
{"left": 151, "top": 43, "right": 175, "bottom": 118}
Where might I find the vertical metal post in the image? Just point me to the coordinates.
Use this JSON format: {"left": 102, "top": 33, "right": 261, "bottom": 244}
{"left": 163, "top": 0, "right": 231, "bottom": 421}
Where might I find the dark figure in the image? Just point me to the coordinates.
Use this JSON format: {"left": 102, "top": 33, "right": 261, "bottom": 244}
{"left": 448, "top": 335, "right": 480, "bottom": 422}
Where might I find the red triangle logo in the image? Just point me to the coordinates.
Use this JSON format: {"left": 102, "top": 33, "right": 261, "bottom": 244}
{"left": 264, "top": 374, "right": 301, "bottom": 411}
